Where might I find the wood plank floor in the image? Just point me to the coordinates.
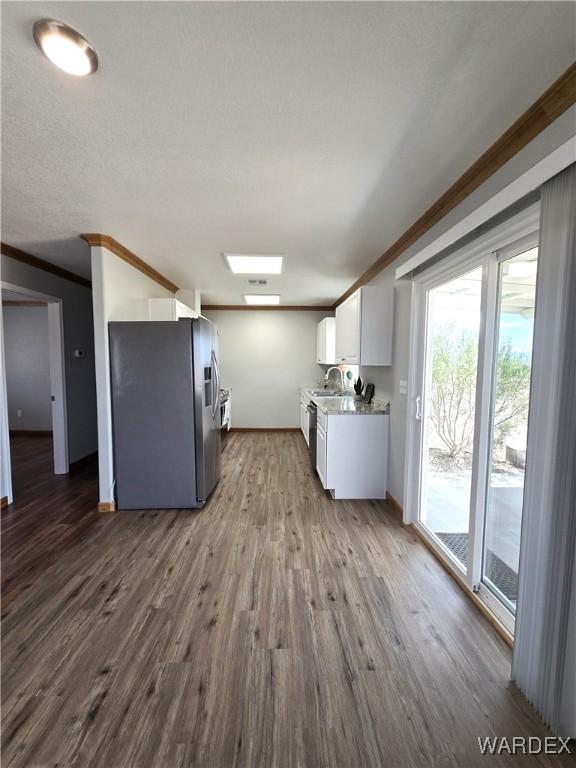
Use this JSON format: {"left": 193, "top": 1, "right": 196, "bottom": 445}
{"left": 2, "top": 432, "right": 574, "bottom": 767}
{"left": 2, "top": 436, "right": 100, "bottom": 611}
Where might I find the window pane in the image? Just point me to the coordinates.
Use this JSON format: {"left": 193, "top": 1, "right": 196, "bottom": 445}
{"left": 420, "top": 267, "right": 482, "bottom": 570}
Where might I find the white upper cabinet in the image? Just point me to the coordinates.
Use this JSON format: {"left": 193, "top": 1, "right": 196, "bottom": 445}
{"left": 316, "top": 317, "right": 336, "bottom": 364}
{"left": 335, "top": 285, "right": 393, "bottom": 366}
{"left": 335, "top": 290, "right": 361, "bottom": 363}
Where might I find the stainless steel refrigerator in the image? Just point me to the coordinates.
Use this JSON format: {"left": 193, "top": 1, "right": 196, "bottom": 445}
{"left": 109, "top": 316, "right": 221, "bottom": 509}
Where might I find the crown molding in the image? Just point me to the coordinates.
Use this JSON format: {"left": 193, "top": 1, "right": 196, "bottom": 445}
{"left": 201, "top": 304, "right": 333, "bottom": 312}
{"left": 81, "top": 234, "right": 179, "bottom": 294}
{"left": 1, "top": 242, "right": 91, "bottom": 288}
{"left": 333, "top": 61, "right": 576, "bottom": 307}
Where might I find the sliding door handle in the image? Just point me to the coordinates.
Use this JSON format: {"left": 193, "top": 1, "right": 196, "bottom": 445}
{"left": 415, "top": 396, "right": 422, "bottom": 421}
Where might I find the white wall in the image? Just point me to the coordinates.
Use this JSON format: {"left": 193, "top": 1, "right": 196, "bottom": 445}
{"left": 4, "top": 305, "right": 51, "bottom": 431}
{"left": 203, "top": 309, "right": 328, "bottom": 428}
{"left": 1, "top": 254, "right": 97, "bottom": 463}
{"left": 91, "top": 246, "right": 174, "bottom": 504}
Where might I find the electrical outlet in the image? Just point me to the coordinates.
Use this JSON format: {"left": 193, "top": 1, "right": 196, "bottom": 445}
{"left": 17, "top": 409, "right": 22, "bottom": 418}
{"left": 399, "top": 380, "right": 408, "bottom": 395}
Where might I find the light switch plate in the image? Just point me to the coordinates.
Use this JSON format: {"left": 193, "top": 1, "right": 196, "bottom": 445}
{"left": 399, "top": 380, "right": 408, "bottom": 395}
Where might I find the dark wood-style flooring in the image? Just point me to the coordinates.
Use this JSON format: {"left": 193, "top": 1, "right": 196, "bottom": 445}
{"left": 2, "top": 432, "right": 574, "bottom": 767}
{"left": 2, "top": 436, "right": 100, "bottom": 611}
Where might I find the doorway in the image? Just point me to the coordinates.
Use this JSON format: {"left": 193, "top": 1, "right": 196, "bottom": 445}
{"left": 405, "top": 204, "right": 540, "bottom": 632}
{"left": 1, "top": 280, "right": 101, "bottom": 608}
{"left": 1, "top": 282, "right": 68, "bottom": 487}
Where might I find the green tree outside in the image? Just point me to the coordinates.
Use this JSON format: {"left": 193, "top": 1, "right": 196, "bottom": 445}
{"left": 430, "top": 326, "right": 531, "bottom": 459}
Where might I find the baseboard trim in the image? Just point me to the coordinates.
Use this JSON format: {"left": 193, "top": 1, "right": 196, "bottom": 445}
{"left": 9, "top": 430, "right": 53, "bottom": 437}
{"left": 230, "top": 427, "right": 300, "bottom": 433}
{"left": 410, "top": 522, "right": 514, "bottom": 649}
{"left": 69, "top": 451, "right": 98, "bottom": 472}
{"left": 1, "top": 496, "right": 9, "bottom": 510}
{"left": 98, "top": 501, "right": 116, "bottom": 513}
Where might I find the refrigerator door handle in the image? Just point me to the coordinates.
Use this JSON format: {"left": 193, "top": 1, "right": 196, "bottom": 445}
{"left": 211, "top": 350, "right": 220, "bottom": 419}
{"left": 215, "top": 353, "right": 221, "bottom": 413}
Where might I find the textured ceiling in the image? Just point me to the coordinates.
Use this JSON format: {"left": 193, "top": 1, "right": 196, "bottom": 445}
{"left": 1, "top": 1, "right": 574, "bottom": 304}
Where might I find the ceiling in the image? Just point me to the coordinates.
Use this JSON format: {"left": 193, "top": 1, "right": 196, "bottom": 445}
{"left": 1, "top": 2, "right": 574, "bottom": 305}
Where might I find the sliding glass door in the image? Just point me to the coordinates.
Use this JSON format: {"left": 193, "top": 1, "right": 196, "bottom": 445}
{"left": 408, "top": 206, "right": 540, "bottom": 632}
{"left": 480, "top": 247, "right": 538, "bottom": 615}
{"left": 420, "top": 268, "right": 483, "bottom": 572}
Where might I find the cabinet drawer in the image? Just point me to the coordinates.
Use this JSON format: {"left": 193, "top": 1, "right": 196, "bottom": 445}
{"left": 317, "top": 408, "right": 327, "bottom": 432}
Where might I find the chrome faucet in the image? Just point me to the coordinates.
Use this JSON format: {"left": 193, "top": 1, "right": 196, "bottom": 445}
{"left": 324, "top": 366, "right": 345, "bottom": 390}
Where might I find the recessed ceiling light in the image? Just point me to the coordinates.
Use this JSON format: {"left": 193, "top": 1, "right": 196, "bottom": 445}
{"left": 33, "top": 19, "right": 98, "bottom": 76}
{"left": 244, "top": 294, "right": 280, "bottom": 306}
{"left": 225, "top": 254, "right": 283, "bottom": 274}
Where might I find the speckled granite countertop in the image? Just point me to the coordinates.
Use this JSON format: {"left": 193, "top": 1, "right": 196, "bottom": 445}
{"left": 301, "top": 388, "right": 390, "bottom": 416}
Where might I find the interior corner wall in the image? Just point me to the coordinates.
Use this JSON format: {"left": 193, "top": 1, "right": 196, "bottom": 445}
{"left": 91, "top": 246, "right": 174, "bottom": 504}
{"left": 175, "top": 288, "right": 200, "bottom": 315}
{"left": 3, "top": 305, "right": 51, "bottom": 430}
{"left": 202, "top": 309, "right": 328, "bottom": 428}
{"left": 358, "top": 266, "right": 411, "bottom": 506}
{"left": 1, "top": 253, "right": 97, "bottom": 464}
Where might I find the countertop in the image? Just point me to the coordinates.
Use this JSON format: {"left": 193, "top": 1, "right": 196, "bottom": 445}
{"left": 301, "top": 388, "right": 390, "bottom": 416}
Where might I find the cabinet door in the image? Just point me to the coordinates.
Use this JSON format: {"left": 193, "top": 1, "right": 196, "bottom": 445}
{"left": 316, "top": 424, "right": 327, "bottom": 487}
{"left": 324, "top": 317, "right": 336, "bottom": 365}
{"left": 300, "top": 401, "right": 309, "bottom": 445}
{"left": 335, "top": 291, "right": 361, "bottom": 363}
{"left": 317, "top": 320, "right": 326, "bottom": 364}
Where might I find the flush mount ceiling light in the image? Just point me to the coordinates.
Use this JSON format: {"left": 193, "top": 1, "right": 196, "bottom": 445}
{"left": 225, "top": 254, "right": 283, "bottom": 274}
{"left": 244, "top": 294, "right": 280, "bottom": 306}
{"left": 33, "top": 19, "right": 98, "bottom": 76}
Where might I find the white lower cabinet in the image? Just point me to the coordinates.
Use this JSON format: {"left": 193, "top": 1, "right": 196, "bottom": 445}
{"left": 316, "top": 412, "right": 388, "bottom": 499}
{"left": 316, "top": 423, "right": 327, "bottom": 486}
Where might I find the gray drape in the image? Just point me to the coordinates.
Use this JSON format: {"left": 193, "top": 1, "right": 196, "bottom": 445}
{"left": 512, "top": 163, "right": 576, "bottom": 736}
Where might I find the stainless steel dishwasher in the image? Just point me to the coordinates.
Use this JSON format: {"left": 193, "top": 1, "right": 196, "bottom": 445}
{"left": 307, "top": 402, "right": 318, "bottom": 474}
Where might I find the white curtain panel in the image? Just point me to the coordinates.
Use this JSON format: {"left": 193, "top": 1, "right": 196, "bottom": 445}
{"left": 512, "top": 163, "right": 576, "bottom": 736}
